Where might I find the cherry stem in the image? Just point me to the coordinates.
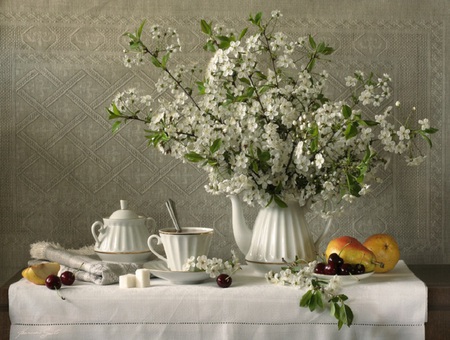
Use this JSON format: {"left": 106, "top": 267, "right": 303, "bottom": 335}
{"left": 338, "top": 242, "right": 352, "bottom": 256}
{"left": 75, "top": 262, "right": 85, "bottom": 273}
{"left": 229, "top": 266, "right": 242, "bottom": 277}
{"left": 56, "top": 288, "right": 66, "bottom": 300}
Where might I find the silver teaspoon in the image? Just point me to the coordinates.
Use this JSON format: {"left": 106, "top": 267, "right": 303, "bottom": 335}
{"left": 165, "top": 199, "right": 182, "bottom": 232}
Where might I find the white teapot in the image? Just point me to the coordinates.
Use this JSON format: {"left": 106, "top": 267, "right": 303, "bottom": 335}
{"left": 91, "top": 200, "right": 156, "bottom": 263}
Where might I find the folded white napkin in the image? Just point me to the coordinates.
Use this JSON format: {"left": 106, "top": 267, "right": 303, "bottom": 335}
{"left": 29, "top": 241, "right": 139, "bottom": 285}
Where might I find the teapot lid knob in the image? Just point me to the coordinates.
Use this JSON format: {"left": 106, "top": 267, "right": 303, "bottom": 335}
{"left": 120, "top": 200, "right": 128, "bottom": 210}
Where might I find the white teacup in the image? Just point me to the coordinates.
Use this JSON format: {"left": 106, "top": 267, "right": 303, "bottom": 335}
{"left": 147, "top": 228, "right": 214, "bottom": 271}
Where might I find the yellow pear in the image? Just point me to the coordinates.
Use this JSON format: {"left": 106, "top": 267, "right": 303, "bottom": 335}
{"left": 22, "top": 262, "right": 60, "bottom": 285}
{"left": 325, "top": 236, "right": 384, "bottom": 272}
{"left": 363, "top": 234, "right": 400, "bottom": 273}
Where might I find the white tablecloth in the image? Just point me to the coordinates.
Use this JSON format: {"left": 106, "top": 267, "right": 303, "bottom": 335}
{"left": 9, "top": 260, "right": 427, "bottom": 340}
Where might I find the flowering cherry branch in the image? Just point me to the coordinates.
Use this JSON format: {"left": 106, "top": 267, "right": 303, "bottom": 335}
{"left": 266, "top": 259, "right": 353, "bottom": 330}
{"left": 107, "top": 10, "right": 437, "bottom": 209}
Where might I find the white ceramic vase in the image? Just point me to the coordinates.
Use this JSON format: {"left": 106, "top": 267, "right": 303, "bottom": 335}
{"left": 229, "top": 195, "right": 332, "bottom": 273}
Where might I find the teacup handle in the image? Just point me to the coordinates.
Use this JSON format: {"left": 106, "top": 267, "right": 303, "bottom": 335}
{"left": 147, "top": 235, "right": 167, "bottom": 263}
{"left": 91, "top": 221, "right": 104, "bottom": 247}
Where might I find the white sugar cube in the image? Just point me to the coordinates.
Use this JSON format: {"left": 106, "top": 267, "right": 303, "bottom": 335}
{"left": 135, "top": 269, "right": 151, "bottom": 288}
{"left": 119, "top": 274, "right": 136, "bottom": 288}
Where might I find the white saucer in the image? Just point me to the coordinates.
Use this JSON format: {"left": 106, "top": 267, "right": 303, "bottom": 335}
{"left": 143, "top": 260, "right": 211, "bottom": 284}
{"left": 313, "top": 271, "right": 374, "bottom": 284}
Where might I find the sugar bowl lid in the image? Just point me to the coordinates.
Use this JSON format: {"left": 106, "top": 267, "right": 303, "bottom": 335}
{"left": 109, "top": 200, "right": 140, "bottom": 220}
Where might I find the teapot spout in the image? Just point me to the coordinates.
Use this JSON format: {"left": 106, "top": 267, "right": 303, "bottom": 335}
{"left": 229, "top": 195, "right": 252, "bottom": 255}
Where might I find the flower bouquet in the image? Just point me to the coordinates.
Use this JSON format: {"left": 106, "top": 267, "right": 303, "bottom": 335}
{"left": 108, "top": 10, "right": 436, "bottom": 211}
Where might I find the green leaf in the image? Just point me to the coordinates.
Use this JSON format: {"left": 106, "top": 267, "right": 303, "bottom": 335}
{"left": 200, "top": 20, "right": 212, "bottom": 35}
{"left": 362, "top": 145, "right": 371, "bottom": 163}
{"left": 108, "top": 102, "right": 122, "bottom": 117}
{"left": 338, "top": 304, "right": 349, "bottom": 329}
{"left": 218, "top": 40, "right": 231, "bottom": 50}
{"left": 309, "top": 293, "right": 317, "bottom": 311}
{"left": 161, "top": 53, "right": 170, "bottom": 68}
{"left": 136, "top": 20, "right": 146, "bottom": 39}
{"left": 124, "top": 32, "right": 137, "bottom": 41}
{"left": 273, "top": 195, "right": 288, "bottom": 208}
{"left": 257, "top": 148, "right": 270, "bottom": 162}
{"left": 317, "top": 42, "right": 326, "bottom": 53}
{"left": 203, "top": 41, "right": 217, "bottom": 52}
{"left": 238, "top": 27, "right": 248, "bottom": 40}
{"left": 344, "top": 122, "right": 358, "bottom": 140}
{"left": 342, "top": 105, "right": 352, "bottom": 119}
{"left": 197, "top": 81, "right": 206, "bottom": 95}
{"left": 339, "top": 294, "right": 349, "bottom": 302}
{"left": 417, "top": 130, "right": 433, "bottom": 147}
{"left": 251, "top": 160, "right": 259, "bottom": 173}
{"left": 306, "top": 58, "right": 316, "bottom": 73}
{"left": 217, "top": 35, "right": 231, "bottom": 43}
{"left": 253, "top": 71, "right": 267, "bottom": 80}
{"left": 210, "top": 138, "right": 222, "bottom": 154}
{"left": 330, "top": 301, "right": 336, "bottom": 318}
{"left": 249, "top": 12, "right": 263, "bottom": 26}
{"left": 239, "top": 77, "right": 251, "bottom": 86}
{"left": 150, "top": 56, "right": 162, "bottom": 68}
{"left": 346, "top": 173, "right": 361, "bottom": 197}
{"left": 344, "top": 304, "right": 354, "bottom": 326}
{"left": 255, "top": 12, "right": 262, "bottom": 24}
{"left": 111, "top": 120, "right": 122, "bottom": 133}
{"left": 207, "top": 158, "right": 218, "bottom": 166}
{"left": 300, "top": 290, "right": 313, "bottom": 307}
{"left": 308, "top": 35, "right": 316, "bottom": 49}
{"left": 423, "top": 127, "right": 438, "bottom": 134}
{"left": 258, "top": 84, "right": 274, "bottom": 95}
{"left": 309, "top": 124, "right": 319, "bottom": 152}
{"left": 359, "top": 119, "right": 379, "bottom": 127}
{"left": 184, "top": 152, "right": 205, "bottom": 163}
{"left": 315, "top": 290, "right": 324, "bottom": 309}
{"left": 145, "top": 130, "right": 169, "bottom": 146}
{"left": 322, "top": 46, "right": 335, "bottom": 55}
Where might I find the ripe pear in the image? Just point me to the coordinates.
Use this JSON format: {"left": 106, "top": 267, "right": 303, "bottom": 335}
{"left": 22, "top": 262, "right": 60, "bottom": 285}
{"left": 325, "top": 236, "right": 383, "bottom": 272}
{"left": 363, "top": 234, "right": 400, "bottom": 273}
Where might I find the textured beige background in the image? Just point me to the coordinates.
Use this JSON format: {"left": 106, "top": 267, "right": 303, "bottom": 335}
{"left": 1, "top": 0, "right": 449, "bottom": 285}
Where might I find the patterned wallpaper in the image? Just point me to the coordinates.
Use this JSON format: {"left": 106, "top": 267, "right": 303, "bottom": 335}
{"left": 1, "top": 0, "right": 448, "bottom": 285}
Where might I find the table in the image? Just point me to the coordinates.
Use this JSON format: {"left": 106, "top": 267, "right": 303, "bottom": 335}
{"left": 5, "top": 261, "right": 431, "bottom": 339}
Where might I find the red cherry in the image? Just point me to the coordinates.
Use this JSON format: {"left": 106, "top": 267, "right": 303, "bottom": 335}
{"left": 354, "top": 264, "right": 366, "bottom": 274}
{"left": 314, "top": 262, "right": 326, "bottom": 274}
{"left": 323, "top": 263, "right": 337, "bottom": 275}
{"left": 216, "top": 274, "right": 232, "bottom": 288}
{"left": 45, "top": 274, "right": 65, "bottom": 300}
{"left": 327, "top": 253, "right": 344, "bottom": 267}
{"left": 60, "top": 271, "right": 75, "bottom": 285}
{"left": 338, "top": 263, "right": 352, "bottom": 275}
{"left": 45, "top": 274, "right": 62, "bottom": 290}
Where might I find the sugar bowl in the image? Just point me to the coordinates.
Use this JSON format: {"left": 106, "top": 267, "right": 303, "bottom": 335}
{"left": 91, "top": 200, "right": 156, "bottom": 263}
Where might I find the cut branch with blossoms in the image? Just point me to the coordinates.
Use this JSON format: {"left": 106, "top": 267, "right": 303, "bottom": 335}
{"left": 266, "top": 258, "right": 353, "bottom": 330}
{"left": 107, "top": 10, "right": 437, "bottom": 209}
{"left": 183, "top": 250, "right": 242, "bottom": 278}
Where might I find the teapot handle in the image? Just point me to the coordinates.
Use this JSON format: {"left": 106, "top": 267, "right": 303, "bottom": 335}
{"left": 91, "top": 221, "right": 104, "bottom": 247}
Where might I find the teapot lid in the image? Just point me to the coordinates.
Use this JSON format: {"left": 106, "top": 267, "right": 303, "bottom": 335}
{"left": 109, "top": 200, "right": 140, "bottom": 219}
